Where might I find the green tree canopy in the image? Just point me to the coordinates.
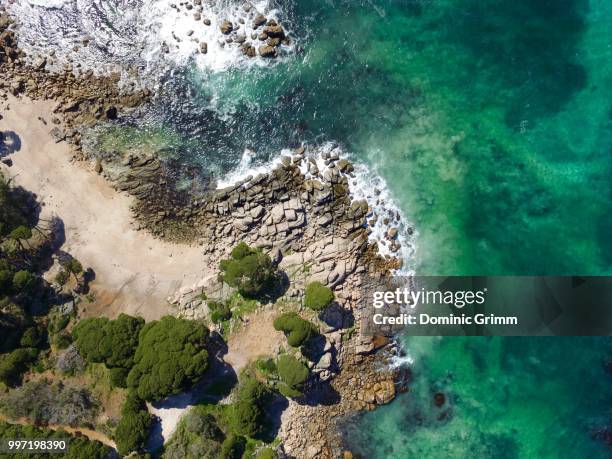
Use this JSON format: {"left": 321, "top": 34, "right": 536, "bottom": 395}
{"left": 61, "top": 258, "right": 83, "bottom": 279}
{"left": 0, "top": 347, "right": 38, "bottom": 387}
{"left": 12, "top": 270, "right": 35, "bottom": 293}
{"left": 114, "top": 391, "right": 152, "bottom": 456}
{"left": 256, "top": 447, "right": 279, "bottom": 459}
{"left": 304, "top": 281, "right": 334, "bottom": 311}
{"left": 277, "top": 355, "right": 309, "bottom": 398}
{"left": 0, "top": 177, "right": 32, "bottom": 238}
{"left": 127, "top": 316, "right": 210, "bottom": 401}
{"left": 219, "top": 242, "right": 276, "bottom": 298}
{"left": 220, "top": 434, "right": 246, "bottom": 459}
{"left": 273, "top": 312, "right": 316, "bottom": 347}
{"left": 9, "top": 225, "right": 32, "bottom": 241}
{"left": 73, "top": 313, "right": 144, "bottom": 369}
{"left": 162, "top": 409, "right": 224, "bottom": 459}
{"left": 208, "top": 301, "right": 232, "bottom": 324}
{"left": 229, "top": 377, "right": 270, "bottom": 438}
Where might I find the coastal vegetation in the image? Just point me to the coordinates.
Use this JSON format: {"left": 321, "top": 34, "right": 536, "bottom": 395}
{"left": 162, "top": 409, "right": 224, "bottom": 458}
{"left": 73, "top": 314, "right": 144, "bottom": 372}
{"left": 276, "top": 355, "right": 309, "bottom": 398}
{"left": 304, "top": 281, "right": 334, "bottom": 311}
{"left": 114, "top": 391, "right": 153, "bottom": 456}
{"left": 208, "top": 300, "right": 233, "bottom": 324}
{"left": 0, "top": 380, "right": 99, "bottom": 427}
{"left": 126, "top": 316, "right": 210, "bottom": 401}
{"left": 273, "top": 312, "right": 317, "bottom": 348}
{"left": 0, "top": 174, "right": 65, "bottom": 388}
{"left": 229, "top": 376, "right": 271, "bottom": 438}
{"left": 219, "top": 242, "right": 276, "bottom": 298}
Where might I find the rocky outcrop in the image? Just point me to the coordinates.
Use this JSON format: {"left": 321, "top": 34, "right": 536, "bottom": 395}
{"left": 0, "top": 8, "right": 149, "bottom": 154}
{"left": 164, "top": 1, "right": 291, "bottom": 60}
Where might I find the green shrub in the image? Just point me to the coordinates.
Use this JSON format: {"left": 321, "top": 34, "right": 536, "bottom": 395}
{"left": 109, "top": 367, "right": 129, "bottom": 389}
{"left": 55, "top": 269, "right": 69, "bottom": 286}
{"left": 219, "top": 242, "right": 276, "bottom": 298}
{"left": 0, "top": 421, "right": 110, "bottom": 459}
{"left": 0, "top": 300, "right": 28, "bottom": 353}
{"left": 231, "top": 242, "right": 253, "bottom": 260}
{"left": 49, "top": 314, "right": 70, "bottom": 334}
{"left": 114, "top": 391, "right": 152, "bottom": 456}
{"left": 229, "top": 378, "right": 270, "bottom": 438}
{"left": 220, "top": 434, "right": 246, "bottom": 459}
{"left": 9, "top": 226, "right": 32, "bottom": 242}
{"left": 127, "top": 316, "right": 209, "bottom": 401}
{"left": 0, "top": 348, "right": 38, "bottom": 386}
{"left": 12, "top": 270, "right": 35, "bottom": 293}
{"left": 304, "top": 281, "right": 334, "bottom": 311}
{"left": 0, "top": 269, "right": 13, "bottom": 293}
{"left": 162, "top": 409, "right": 223, "bottom": 459}
{"left": 273, "top": 312, "right": 316, "bottom": 347}
{"left": 19, "top": 326, "right": 44, "bottom": 348}
{"left": 256, "top": 447, "right": 279, "bottom": 459}
{"left": 61, "top": 258, "right": 83, "bottom": 279}
{"left": 73, "top": 313, "right": 144, "bottom": 370}
{"left": 256, "top": 358, "right": 277, "bottom": 377}
{"left": 209, "top": 301, "right": 232, "bottom": 324}
{"left": 54, "top": 333, "right": 72, "bottom": 350}
{"left": 0, "top": 380, "right": 97, "bottom": 425}
{"left": 277, "top": 355, "right": 309, "bottom": 395}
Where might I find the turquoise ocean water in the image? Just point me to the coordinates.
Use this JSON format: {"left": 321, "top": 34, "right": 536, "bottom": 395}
{"left": 91, "top": 1, "right": 612, "bottom": 456}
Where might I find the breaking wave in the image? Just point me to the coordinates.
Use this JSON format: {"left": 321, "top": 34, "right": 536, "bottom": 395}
{"left": 9, "top": 0, "right": 294, "bottom": 83}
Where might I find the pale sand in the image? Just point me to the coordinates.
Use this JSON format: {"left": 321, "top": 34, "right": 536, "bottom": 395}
{"left": 0, "top": 96, "right": 211, "bottom": 321}
{"left": 224, "top": 308, "right": 284, "bottom": 371}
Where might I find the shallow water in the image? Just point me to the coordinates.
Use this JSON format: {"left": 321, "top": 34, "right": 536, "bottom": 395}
{"left": 343, "top": 337, "right": 612, "bottom": 458}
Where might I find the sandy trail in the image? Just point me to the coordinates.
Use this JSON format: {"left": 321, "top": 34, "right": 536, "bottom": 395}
{"left": 225, "top": 308, "right": 283, "bottom": 371}
{"left": 0, "top": 96, "right": 210, "bottom": 320}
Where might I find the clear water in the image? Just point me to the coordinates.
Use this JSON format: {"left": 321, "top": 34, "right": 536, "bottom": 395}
{"left": 15, "top": 0, "right": 612, "bottom": 456}
{"left": 343, "top": 337, "right": 612, "bottom": 458}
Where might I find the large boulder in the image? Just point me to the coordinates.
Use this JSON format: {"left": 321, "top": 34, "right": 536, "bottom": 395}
{"left": 253, "top": 14, "right": 267, "bottom": 28}
{"left": 263, "top": 24, "right": 285, "bottom": 38}
{"left": 258, "top": 45, "right": 277, "bottom": 58}
{"left": 220, "top": 20, "right": 233, "bottom": 34}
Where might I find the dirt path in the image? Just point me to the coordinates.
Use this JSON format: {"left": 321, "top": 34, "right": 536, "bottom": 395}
{"left": 224, "top": 308, "right": 284, "bottom": 372}
{"left": 0, "top": 414, "right": 115, "bottom": 448}
{"left": 0, "top": 96, "right": 212, "bottom": 320}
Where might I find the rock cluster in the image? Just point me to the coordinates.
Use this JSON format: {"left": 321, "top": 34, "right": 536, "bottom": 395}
{"left": 279, "top": 348, "right": 405, "bottom": 458}
{"left": 166, "top": 1, "right": 291, "bottom": 59}
{"left": 0, "top": 12, "right": 18, "bottom": 65}
{"left": 0, "top": 8, "right": 149, "bottom": 159}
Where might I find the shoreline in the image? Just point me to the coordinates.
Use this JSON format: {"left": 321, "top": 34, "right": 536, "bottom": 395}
{"left": 0, "top": 94, "right": 214, "bottom": 321}
{"left": 1, "top": 6, "right": 409, "bottom": 458}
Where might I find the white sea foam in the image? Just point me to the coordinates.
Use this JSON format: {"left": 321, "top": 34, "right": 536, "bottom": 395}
{"left": 9, "top": 0, "right": 294, "bottom": 83}
{"left": 215, "top": 147, "right": 286, "bottom": 188}
{"left": 142, "top": 0, "right": 294, "bottom": 74}
{"left": 299, "top": 142, "right": 417, "bottom": 271}
{"left": 8, "top": 0, "right": 414, "bottom": 270}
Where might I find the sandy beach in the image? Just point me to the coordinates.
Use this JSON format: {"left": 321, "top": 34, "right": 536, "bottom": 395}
{"left": 0, "top": 95, "right": 211, "bottom": 321}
